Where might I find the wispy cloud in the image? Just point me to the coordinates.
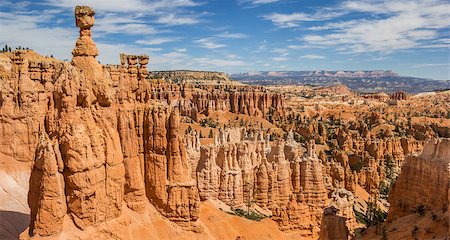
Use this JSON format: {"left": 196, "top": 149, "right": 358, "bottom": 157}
{"left": 156, "top": 13, "right": 200, "bottom": 25}
{"left": 144, "top": 47, "right": 163, "bottom": 52}
{"left": 44, "top": 0, "right": 201, "bottom": 13}
{"left": 263, "top": 12, "right": 342, "bottom": 28}
{"left": 411, "top": 63, "right": 450, "bottom": 68}
{"left": 302, "top": 0, "right": 450, "bottom": 53}
{"left": 216, "top": 31, "right": 249, "bottom": 39}
{"left": 96, "top": 14, "right": 159, "bottom": 34}
{"left": 0, "top": 11, "right": 76, "bottom": 60}
{"left": 195, "top": 37, "right": 227, "bottom": 49}
{"left": 272, "top": 57, "right": 288, "bottom": 61}
{"left": 136, "top": 37, "right": 181, "bottom": 45}
{"left": 44, "top": 0, "right": 204, "bottom": 33}
{"left": 272, "top": 48, "right": 290, "bottom": 56}
{"left": 239, "top": 0, "right": 282, "bottom": 7}
{"left": 194, "top": 57, "right": 246, "bottom": 67}
{"left": 300, "top": 54, "right": 326, "bottom": 59}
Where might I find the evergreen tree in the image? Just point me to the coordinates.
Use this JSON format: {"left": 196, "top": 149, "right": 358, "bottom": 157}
{"left": 208, "top": 129, "right": 214, "bottom": 138}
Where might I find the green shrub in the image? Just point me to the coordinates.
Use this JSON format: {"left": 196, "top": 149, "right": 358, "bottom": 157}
{"left": 227, "top": 209, "right": 268, "bottom": 221}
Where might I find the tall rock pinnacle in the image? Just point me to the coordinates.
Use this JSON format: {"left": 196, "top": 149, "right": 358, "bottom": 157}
{"left": 71, "top": 6, "right": 114, "bottom": 107}
{"left": 72, "top": 6, "right": 98, "bottom": 57}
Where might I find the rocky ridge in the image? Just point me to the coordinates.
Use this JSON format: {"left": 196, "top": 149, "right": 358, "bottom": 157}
{"left": 149, "top": 70, "right": 235, "bottom": 85}
{"left": 231, "top": 71, "right": 450, "bottom": 94}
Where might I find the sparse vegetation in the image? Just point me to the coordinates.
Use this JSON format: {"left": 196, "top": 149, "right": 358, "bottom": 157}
{"left": 227, "top": 208, "right": 268, "bottom": 221}
{"left": 412, "top": 225, "right": 419, "bottom": 239}
{"left": 208, "top": 129, "right": 214, "bottom": 138}
{"left": 185, "top": 125, "right": 193, "bottom": 134}
{"left": 1, "top": 44, "right": 12, "bottom": 52}
{"left": 415, "top": 205, "right": 426, "bottom": 216}
{"left": 354, "top": 198, "right": 387, "bottom": 227}
{"left": 200, "top": 118, "right": 219, "bottom": 128}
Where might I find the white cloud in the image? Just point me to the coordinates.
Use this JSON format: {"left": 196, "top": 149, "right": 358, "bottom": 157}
{"left": 0, "top": 11, "right": 76, "bottom": 60}
{"left": 300, "top": 54, "right": 326, "bottom": 59}
{"left": 411, "top": 63, "right": 450, "bottom": 68}
{"left": 254, "top": 40, "right": 267, "bottom": 52}
{"left": 272, "top": 57, "right": 288, "bottom": 61}
{"left": 238, "top": 0, "right": 281, "bottom": 7}
{"left": 216, "top": 32, "right": 249, "bottom": 39}
{"left": 44, "top": 0, "right": 204, "bottom": 34}
{"left": 96, "top": 14, "right": 159, "bottom": 34}
{"left": 194, "top": 57, "right": 246, "bottom": 67}
{"left": 303, "top": 0, "right": 450, "bottom": 53}
{"left": 263, "top": 12, "right": 342, "bottom": 28}
{"left": 156, "top": 13, "right": 200, "bottom": 25}
{"left": 161, "top": 51, "right": 188, "bottom": 59}
{"left": 195, "top": 38, "right": 226, "bottom": 49}
{"left": 144, "top": 47, "right": 163, "bottom": 52}
{"left": 0, "top": 9, "right": 167, "bottom": 65}
{"left": 136, "top": 37, "right": 180, "bottom": 45}
{"left": 44, "top": 0, "right": 201, "bottom": 13}
{"left": 272, "top": 48, "right": 290, "bottom": 56}
{"left": 287, "top": 45, "right": 309, "bottom": 49}
{"left": 96, "top": 42, "right": 151, "bottom": 64}
{"left": 263, "top": 13, "right": 312, "bottom": 28}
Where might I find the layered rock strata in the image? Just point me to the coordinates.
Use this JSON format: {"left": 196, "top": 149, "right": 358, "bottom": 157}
{"left": 196, "top": 136, "right": 329, "bottom": 237}
{"left": 387, "top": 138, "right": 450, "bottom": 221}
{"left": 18, "top": 6, "right": 200, "bottom": 238}
{"left": 148, "top": 70, "right": 234, "bottom": 85}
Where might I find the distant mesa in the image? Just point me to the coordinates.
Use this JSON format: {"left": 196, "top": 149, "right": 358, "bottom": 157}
{"left": 231, "top": 71, "right": 450, "bottom": 94}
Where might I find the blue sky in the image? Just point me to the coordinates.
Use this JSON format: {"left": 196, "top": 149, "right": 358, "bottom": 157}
{"left": 0, "top": 0, "right": 449, "bottom": 79}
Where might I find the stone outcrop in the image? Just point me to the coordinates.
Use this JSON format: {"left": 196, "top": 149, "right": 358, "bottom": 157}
{"left": 16, "top": 6, "right": 200, "bottom": 239}
{"left": 196, "top": 134, "right": 329, "bottom": 237}
{"left": 390, "top": 91, "right": 407, "bottom": 101}
{"left": 149, "top": 109, "right": 200, "bottom": 226}
{"left": 387, "top": 138, "right": 450, "bottom": 221}
{"left": 149, "top": 70, "right": 234, "bottom": 84}
{"left": 28, "top": 134, "right": 66, "bottom": 236}
{"left": 318, "top": 206, "right": 349, "bottom": 240}
{"left": 140, "top": 83, "right": 284, "bottom": 121}
{"left": 318, "top": 189, "right": 357, "bottom": 240}
{"left": 0, "top": 6, "right": 287, "bottom": 237}
{"left": 72, "top": 6, "right": 98, "bottom": 57}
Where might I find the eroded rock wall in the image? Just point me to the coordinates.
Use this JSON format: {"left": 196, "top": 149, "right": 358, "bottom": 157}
{"left": 16, "top": 6, "right": 200, "bottom": 239}
{"left": 387, "top": 138, "right": 450, "bottom": 221}
{"left": 196, "top": 137, "right": 329, "bottom": 237}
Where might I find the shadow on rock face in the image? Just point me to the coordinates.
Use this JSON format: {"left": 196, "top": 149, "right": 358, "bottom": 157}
{"left": 0, "top": 211, "right": 30, "bottom": 240}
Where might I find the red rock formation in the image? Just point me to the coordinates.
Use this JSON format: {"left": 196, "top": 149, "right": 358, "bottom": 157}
{"left": 319, "top": 188, "right": 357, "bottom": 239}
{"left": 387, "top": 138, "right": 450, "bottom": 221}
{"left": 28, "top": 134, "right": 66, "bottom": 236}
{"left": 118, "top": 108, "right": 146, "bottom": 211}
{"left": 318, "top": 206, "right": 349, "bottom": 240}
{"left": 298, "top": 141, "right": 328, "bottom": 228}
{"left": 390, "top": 91, "right": 407, "bottom": 101}
{"left": 196, "top": 136, "right": 329, "bottom": 237}
{"left": 18, "top": 6, "right": 201, "bottom": 239}
{"left": 143, "top": 83, "right": 285, "bottom": 121}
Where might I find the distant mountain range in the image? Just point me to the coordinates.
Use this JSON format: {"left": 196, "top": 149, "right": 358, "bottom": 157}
{"left": 230, "top": 71, "right": 450, "bottom": 94}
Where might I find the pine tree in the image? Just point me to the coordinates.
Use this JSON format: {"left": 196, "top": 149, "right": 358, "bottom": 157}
{"left": 208, "top": 129, "right": 214, "bottom": 138}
